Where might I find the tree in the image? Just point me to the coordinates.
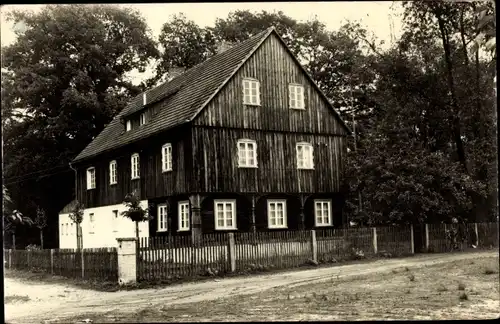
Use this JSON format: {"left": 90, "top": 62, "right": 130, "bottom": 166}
{"left": 68, "top": 201, "right": 85, "bottom": 250}
{"left": 4, "top": 210, "right": 33, "bottom": 250}
{"left": 121, "top": 192, "right": 150, "bottom": 239}
{"left": 151, "top": 13, "right": 217, "bottom": 86}
{"left": 34, "top": 207, "right": 48, "bottom": 249}
{"left": 2, "top": 4, "right": 159, "bottom": 248}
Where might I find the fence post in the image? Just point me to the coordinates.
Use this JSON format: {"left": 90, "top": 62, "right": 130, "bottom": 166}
{"left": 227, "top": 233, "right": 236, "bottom": 272}
{"left": 372, "top": 227, "right": 378, "bottom": 254}
{"left": 50, "top": 249, "right": 54, "bottom": 274}
{"left": 8, "top": 249, "right": 12, "bottom": 269}
{"left": 425, "top": 224, "right": 430, "bottom": 251}
{"left": 28, "top": 250, "right": 31, "bottom": 269}
{"left": 410, "top": 225, "right": 415, "bottom": 254}
{"left": 81, "top": 250, "right": 85, "bottom": 279}
{"left": 474, "top": 223, "right": 479, "bottom": 247}
{"left": 117, "top": 237, "right": 137, "bottom": 285}
{"left": 310, "top": 230, "right": 317, "bottom": 262}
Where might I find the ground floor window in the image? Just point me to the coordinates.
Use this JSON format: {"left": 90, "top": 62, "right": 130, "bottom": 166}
{"left": 178, "top": 201, "right": 190, "bottom": 231}
{"left": 214, "top": 200, "right": 237, "bottom": 230}
{"left": 267, "top": 199, "right": 287, "bottom": 229}
{"left": 314, "top": 199, "right": 332, "bottom": 226}
{"left": 157, "top": 204, "right": 168, "bottom": 232}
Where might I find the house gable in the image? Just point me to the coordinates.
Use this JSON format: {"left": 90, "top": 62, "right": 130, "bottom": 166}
{"left": 193, "top": 31, "right": 351, "bottom": 136}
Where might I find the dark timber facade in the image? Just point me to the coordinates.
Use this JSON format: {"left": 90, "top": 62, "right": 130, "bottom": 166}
{"left": 72, "top": 27, "right": 351, "bottom": 243}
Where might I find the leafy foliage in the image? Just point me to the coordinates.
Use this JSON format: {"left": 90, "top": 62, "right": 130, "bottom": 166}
{"left": 34, "top": 207, "right": 47, "bottom": 229}
{"left": 121, "top": 192, "right": 150, "bottom": 223}
{"left": 68, "top": 201, "right": 85, "bottom": 225}
{"left": 2, "top": 4, "right": 159, "bottom": 248}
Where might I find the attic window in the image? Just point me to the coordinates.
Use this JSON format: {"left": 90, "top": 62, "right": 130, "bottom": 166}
{"left": 289, "top": 84, "right": 305, "bottom": 109}
{"left": 126, "top": 120, "right": 132, "bottom": 131}
{"left": 143, "top": 92, "right": 147, "bottom": 106}
{"left": 242, "top": 78, "right": 260, "bottom": 106}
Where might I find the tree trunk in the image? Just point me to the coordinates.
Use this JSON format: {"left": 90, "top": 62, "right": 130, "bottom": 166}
{"left": 135, "top": 221, "right": 139, "bottom": 240}
{"left": 436, "top": 11, "right": 469, "bottom": 174}
{"left": 77, "top": 223, "right": 83, "bottom": 250}
{"left": 40, "top": 229, "right": 44, "bottom": 249}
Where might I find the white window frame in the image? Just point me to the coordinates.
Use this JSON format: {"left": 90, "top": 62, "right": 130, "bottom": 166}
{"left": 178, "top": 201, "right": 190, "bottom": 231}
{"left": 109, "top": 160, "right": 117, "bottom": 185}
{"left": 131, "top": 153, "right": 140, "bottom": 179}
{"left": 126, "top": 120, "right": 132, "bottom": 131}
{"left": 267, "top": 199, "right": 287, "bottom": 229}
{"left": 140, "top": 112, "right": 146, "bottom": 126}
{"left": 162, "top": 143, "right": 173, "bottom": 172}
{"left": 296, "top": 142, "right": 314, "bottom": 170}
{"left": 89, "top": 213, "right": 95, "bottom": 234}
{"left": 86, "top": 167, "right": 96, "bottom": 190}
{"left": 314, "top": 199, "right": 332, "bottom": 227}
{"left": 237, "top": 139, "right": 258, "bottom": 168}
{"left": 289, "top": 84, "right": 305, "bottom": 109}
{"left": 242, "top": 77, "right": 261, "bottom": 106}
{"left": 157, "top": 204, "right": 168, "bottom": 232}
{"left": 214, "top": 200, "right": 237, "bottom": 230}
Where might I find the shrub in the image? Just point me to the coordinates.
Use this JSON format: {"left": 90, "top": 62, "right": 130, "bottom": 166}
{"left": 458, "top": 282, "right": 466, "bottom": 291}
{"left": 408, "top": 274, "right": 415, "bottom": 281}
{"left": 459, "top": 292, "right": 468, "bottom": 300}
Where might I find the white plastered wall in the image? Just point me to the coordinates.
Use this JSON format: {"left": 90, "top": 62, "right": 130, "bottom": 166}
{"left": 58, "top": 200, "right": 149, "bottom": 249}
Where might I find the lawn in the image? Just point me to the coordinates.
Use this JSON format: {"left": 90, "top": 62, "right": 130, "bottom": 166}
{"left": 50, "top": 255, "right": 499, "bottom": 322}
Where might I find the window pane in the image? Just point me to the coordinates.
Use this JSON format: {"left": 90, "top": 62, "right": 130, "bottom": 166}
{"left": 218, "top": 218, "right": 224, "bottom": 227}
{"left": 251, "top": 82, "right": 257, "bottom": 89}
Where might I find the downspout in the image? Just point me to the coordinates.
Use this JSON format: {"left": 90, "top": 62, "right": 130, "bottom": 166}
{"left": 69, "top": 162, "right": 81, "bottom": 249}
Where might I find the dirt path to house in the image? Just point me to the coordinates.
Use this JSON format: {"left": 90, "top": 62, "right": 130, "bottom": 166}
{"left": 5, "top": 251, "right": 498, "bottom": 323}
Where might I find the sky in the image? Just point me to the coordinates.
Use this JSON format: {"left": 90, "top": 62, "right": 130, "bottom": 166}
{"left": 0, "top": 2, "right": 403, "bottom": 84}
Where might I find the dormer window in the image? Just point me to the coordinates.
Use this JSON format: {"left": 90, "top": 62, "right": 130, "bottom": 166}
{"left": 140, "top": 112, "right": 146, "bottom": 126}
{"left": 126, "top": 120, "right": 132, "bottom": 132}
{"left": 289, "top": 84, "right": 305, "bottom": 109}
{"left": 242, "top": 78, "right": 260, "bottom": 106}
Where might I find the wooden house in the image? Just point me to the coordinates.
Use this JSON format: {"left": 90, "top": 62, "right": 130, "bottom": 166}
{"left": 68, "top": 27, "right": 351, "bottom": 247}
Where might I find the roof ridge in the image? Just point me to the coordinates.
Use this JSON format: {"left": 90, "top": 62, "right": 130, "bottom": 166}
{"left": 137, "top": 28, "right": 273, "bottom": 102}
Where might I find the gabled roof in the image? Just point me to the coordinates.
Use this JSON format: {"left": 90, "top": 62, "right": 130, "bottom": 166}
{"left": 73, "top": 27, "right": 351, "bottom": 163}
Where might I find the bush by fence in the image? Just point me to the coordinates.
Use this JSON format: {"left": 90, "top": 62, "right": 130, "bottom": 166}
{"left": 5, "top": 247, "right": 118, "bottom": 282}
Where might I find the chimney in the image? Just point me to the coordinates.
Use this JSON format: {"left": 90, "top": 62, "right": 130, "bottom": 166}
{"left": 216, "top": 41, "right": 234, "bottom": 54}
{"left": 168, "top": 66, "right": 185, "bottom": 81}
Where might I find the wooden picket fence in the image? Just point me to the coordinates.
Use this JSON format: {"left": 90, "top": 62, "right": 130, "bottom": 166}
{"left": 4, "top": 222, "right": 498, "bottom": 285}
{"left": 426, "top": 222, "right": 498, "bottom": 253}
{"left": 137, "top": 233, "right": 229, "bottom": 281}
{"left": 234, "top": 231, "right": 311, "bottom": 271}
{"left": 5, "top": 248, "right": 118, "bottom": 282}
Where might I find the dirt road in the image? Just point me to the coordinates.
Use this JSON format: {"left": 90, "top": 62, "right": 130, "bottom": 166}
{"left": 4, "top": 251, "right": 498, "bottom": 323}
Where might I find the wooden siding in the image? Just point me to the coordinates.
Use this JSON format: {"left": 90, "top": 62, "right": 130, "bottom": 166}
{"left": 76, "top": 127, "right": 192, "bottom": 208}
{"left": 191, "top": 126, "right": 346, "bottom": 194}
{"left": 193, "top": 33, "right": 348, "bottom": 136}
